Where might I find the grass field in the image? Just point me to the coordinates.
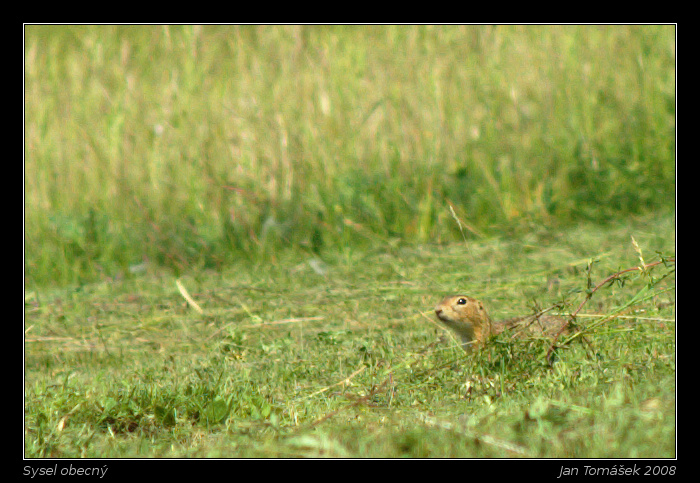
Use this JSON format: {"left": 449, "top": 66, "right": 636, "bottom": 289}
{"left": 24, "top": 214, "right": 675, "bottom": 457}
{"left": 24, "top": 25, "right": 675, "bottom": 459}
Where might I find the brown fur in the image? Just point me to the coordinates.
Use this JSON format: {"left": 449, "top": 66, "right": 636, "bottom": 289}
{"left": 434, "top": 295, "right": 567, "bottom": 351}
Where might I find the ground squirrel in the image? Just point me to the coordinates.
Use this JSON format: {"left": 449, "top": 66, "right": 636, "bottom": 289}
{"left": 434, "top": 295, "right": 567, "bottom": 351}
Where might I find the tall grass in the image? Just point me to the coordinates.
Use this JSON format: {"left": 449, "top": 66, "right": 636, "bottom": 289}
{"left": 24, "top": 25, "right": 675, "bottom": 286}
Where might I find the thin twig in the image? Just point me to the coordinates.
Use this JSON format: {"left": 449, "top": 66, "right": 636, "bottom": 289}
{"left": 447, "top": 201, "right": 485, "bottom": 239}
{"left": 241, "top": 316, "right": 325, "bottom": 328}
{"left": 206, "top": 316, "right": 326, "bottom": 341}
{"left": 546, "top": 257, "right": 675, "bottom": 363}
{"left": 448, "top": 203, "right": 469, "bottom": 246}
{"left": 306, "top": 374, "right": 391, "bottom": 428}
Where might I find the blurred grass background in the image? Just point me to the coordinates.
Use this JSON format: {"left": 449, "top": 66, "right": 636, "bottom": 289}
{"left": 24, "top": 25, "right": 675, "bottom": 287}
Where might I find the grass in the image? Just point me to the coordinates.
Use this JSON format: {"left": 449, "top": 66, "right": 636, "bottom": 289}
{"left": 24, "top": 24, "right": 676, "bottom": 459}
{"left": 24, "top": 214, "right": 675, "bottom": 458}
{"left": 24, "top": 25, "right": 675, "bottom": 286}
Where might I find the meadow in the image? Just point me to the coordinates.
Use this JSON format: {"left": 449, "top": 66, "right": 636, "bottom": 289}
{"left": 24, "top": 216, "right": 675, "bottom": 457}
{"left": 25, "top": 25, "right": 674, "bottom": 286}
{"left": 24, "top": 25, "right": 675, "bottom": 459}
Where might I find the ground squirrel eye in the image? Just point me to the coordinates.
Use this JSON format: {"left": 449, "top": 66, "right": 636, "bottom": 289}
{"left": 457, "top": 298, "right": 467, "bottom": 305}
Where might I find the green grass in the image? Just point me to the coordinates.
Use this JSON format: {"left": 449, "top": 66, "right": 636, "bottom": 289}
{"left": 24, "top": 215, "right": 675, "bottom": 458}
{"left": 24, "top": 25, "right": 675, "bottom": 286}
{"left": 24, "top": 24, "right": 676, "bottom": 458}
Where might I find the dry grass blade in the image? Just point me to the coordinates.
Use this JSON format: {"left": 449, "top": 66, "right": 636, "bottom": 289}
{"left": 302, "top": 365, "right": 367, "bottom": 400}
{"left": 419, "top": 415, "right": 529, "bottom": 457}
{"left": 175, "top": 279, "right": 204, "bottom": 315}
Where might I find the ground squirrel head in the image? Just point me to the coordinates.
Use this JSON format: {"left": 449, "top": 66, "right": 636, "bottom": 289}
{"left": 434, "top": 295, "right": 493, "bottom": 350}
